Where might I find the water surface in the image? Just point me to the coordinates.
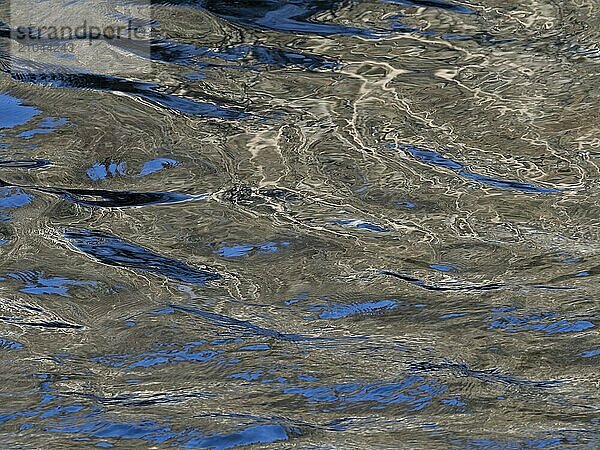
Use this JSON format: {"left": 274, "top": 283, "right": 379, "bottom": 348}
{"left": 0, "top": 0, "right": 599, "bottom": 448}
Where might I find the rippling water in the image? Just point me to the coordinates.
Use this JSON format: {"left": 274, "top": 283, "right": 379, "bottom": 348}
{"left": 0, "top": 0, "right": 599, "bottom": 448}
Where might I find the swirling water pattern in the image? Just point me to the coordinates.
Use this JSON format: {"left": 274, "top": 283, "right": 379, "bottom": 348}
{"left": 0, "top": 0, "right": 599, "bottom": 448}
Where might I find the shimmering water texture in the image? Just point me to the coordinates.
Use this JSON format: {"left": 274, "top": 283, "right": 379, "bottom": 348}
{"left": 0, "top": 0, "right": 599, "bottom": 448}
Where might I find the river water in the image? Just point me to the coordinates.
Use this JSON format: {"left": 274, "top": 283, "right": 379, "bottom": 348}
{"left": 0, "top": 0, "right": 599, "bottom": 448}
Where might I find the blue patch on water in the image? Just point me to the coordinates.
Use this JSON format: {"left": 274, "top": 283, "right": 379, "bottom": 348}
{"left": 17, "top": 117, "right": 68, "bottom": 139}
{"left": 402, "top": 145, "right": 561, "bottom": 194}
{"left": 336, "top": 219, "right": 388, "bottom": 232}
{"left": 7, "top": 271, "right": 96, "bottom": 297}
{"left": 0, "top": 188, "right": 34, "bottom": 222}
{"left": 283, "top": 375, "right": 447, "bottom": 411}
{"left": 185, "top": 73, "right": 207, "bottom": 80}
{"left": 87, "top": 162, "right": 127, "bottom": 181}
{"left": 39, "top": 404, "right": 85, "bottom": 420}
{"left": 0, "top": 188, "right": 33, "bottom": 209}
{"left": 229, "top": 371, "right": 264, "bottom": 381}
{"left": 441, "top": 34, "right": 471, "bottom": 40}
{"left": 488, "top": 309, "right": 595, "bottom": 334}
{"left": 439, "top": 313, "right": 466, "bottom": 319}
{"left": 581, "top": 348, "right": 600, "bottom": 358}
{"left": 217, "top": 244, "right": 254, "bottom": 258}
{"left": 297, "top": 374, "right": 319, "bottom": 382}
{"left": 216, "top": 241, "right": 290, "bottom": 258}
{"left": 0, "top": 338, "right": 23, "bottom": 350}
{"left": 95, "top": 341, "right": 223, "bottom": 370}
{"left": 559, "top": 256, "right": 582, "bottom": 263}
{"left": 34, "top": 398, "right": 292, "bottom": 450}
{"left": 211, "top": 338, "right": 243, "bottom": 346}
{"left": 240, "top": 344, "right": 270, "bottom": 351}
{"left": 404, "top": 146, "right": 464, "bottom": 171}
{"left": 49, "top": 420, "right": 177, "bottom": 443}
{"left": 314, "top": 299, "right": 398, "bottom": 319}
{"left": 87, "top": 158, "right": 180, "bottom": 181}
{"left": 184, "top": 424, "right": 289, "bottom": 449}
{"left": 430, "top": 264, "right": 456, "bottom": 272}
{"left": 139, "top": 158, "right": 179, "bottom": 176}
{"left": 441, "top": 396, "right": 467, "bottom": 407}
{"left": 0, "top": 94, "right": 39, "bottom": 129}
{"left": 153, "top": 307, "right": 176, "bottom": 316}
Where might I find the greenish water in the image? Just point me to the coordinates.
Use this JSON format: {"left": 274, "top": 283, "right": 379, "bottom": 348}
{"left": 0, "top": 0, "right": 598, "bottom": 448}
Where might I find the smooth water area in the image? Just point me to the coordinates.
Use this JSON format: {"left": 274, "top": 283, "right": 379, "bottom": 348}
{"left": 0, "top": 0, "right": 599, "bottom": 448}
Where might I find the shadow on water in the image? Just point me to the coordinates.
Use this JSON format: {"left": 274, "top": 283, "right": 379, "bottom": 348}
{"left": 64, "top": 229, "right": 221, "bottom": 285}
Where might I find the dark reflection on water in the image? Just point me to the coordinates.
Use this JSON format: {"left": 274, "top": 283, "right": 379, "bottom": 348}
{"left": 0, "top": 0, "right": 599, "bottom": 448}
{"left": 65, "top": 229, "right": 222, "bottom": 285}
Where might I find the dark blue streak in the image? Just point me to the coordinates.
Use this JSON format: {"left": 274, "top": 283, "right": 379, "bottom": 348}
{"left": 402, "top": 145, "right": 561, "bottom": 194}
{"left": 64, "top": 229, "right": 221, "bottom": 286}
{"left": 10, "top": 72, "right": 247, "bottom": 119}
{"left": 170, "top": 304, "right": 312, "bottom": 342}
